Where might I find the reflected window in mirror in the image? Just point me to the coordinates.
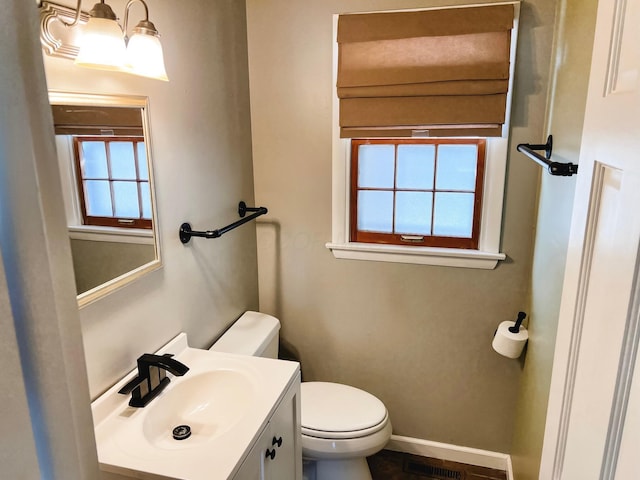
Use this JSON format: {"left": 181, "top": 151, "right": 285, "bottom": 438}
{"left": 73, "top": 136, "right": 152, "bottom": 229}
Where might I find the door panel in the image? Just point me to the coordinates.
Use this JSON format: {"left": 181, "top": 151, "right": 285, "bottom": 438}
{"left": 561, "top": 165, "right": 640, "bottom": 478}
{"left": 541, "top": 0, "right": 640, "bottom": 478}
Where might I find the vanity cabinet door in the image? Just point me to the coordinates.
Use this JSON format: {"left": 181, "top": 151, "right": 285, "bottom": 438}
{"left": 233, "top": 374, "right": 301, "bottom": 480}
{"left": 263, "top": 378, "right": 301, "bottom": 480}
{"left": 233, "top": 435, "right": 264, "bottom": 480}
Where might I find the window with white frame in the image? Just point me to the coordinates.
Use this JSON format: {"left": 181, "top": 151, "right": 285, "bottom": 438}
{"left": 326, "top": 3, "right": 519, "bottom": 269}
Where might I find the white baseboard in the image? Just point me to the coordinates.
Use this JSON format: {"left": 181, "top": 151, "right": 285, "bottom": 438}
{"left": 385, "top": 435, "right": 514, "bottom": 480}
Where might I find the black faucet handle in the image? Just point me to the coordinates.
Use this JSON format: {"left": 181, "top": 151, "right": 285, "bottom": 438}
{"left": 137, "top": 353, "right": 189, "bottom": 376}
{"left": 118, "top": 375, "right": 146, "bottom": 395}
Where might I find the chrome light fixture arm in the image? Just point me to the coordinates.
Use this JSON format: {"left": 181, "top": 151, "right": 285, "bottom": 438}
{"left": 41, "top": 0, "right": 116, "bottom": 28}
{"left": 37, "top": 0, "right": 83, "bottom": 27}
{"left": 123, "top": 0, "right": 159, "bottom": 40}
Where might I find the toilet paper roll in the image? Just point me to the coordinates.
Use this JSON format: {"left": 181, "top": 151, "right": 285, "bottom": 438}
{"left": 492, "top": 320, "right": 528, "bottom": 359}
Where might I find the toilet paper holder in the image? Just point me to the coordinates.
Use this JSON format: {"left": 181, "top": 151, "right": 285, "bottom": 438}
{"left": 494, "top": 311, "right": 527, "bottom": 336}
{"left": 492, "top": 311, "right": 529, "bottom": 359}
{"left": 509, "top": 311, "right": 527, "bottom": 333}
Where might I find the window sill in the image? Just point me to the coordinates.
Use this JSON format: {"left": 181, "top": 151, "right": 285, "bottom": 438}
{"left": 325, "top": 242, "right": 505, "bottom": 269}
{"left": 68, "top": 225, "right": 153, "bottom": 245}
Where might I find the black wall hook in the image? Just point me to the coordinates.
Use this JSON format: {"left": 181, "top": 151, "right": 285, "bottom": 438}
{"left": 517, "top": 135, "right": 578, "bottom": 176}
{"left": 179, "top": 201, "right": 268, "bottom": 244}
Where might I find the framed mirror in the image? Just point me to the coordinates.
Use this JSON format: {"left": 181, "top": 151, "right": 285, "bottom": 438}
{"left": 49, "top": 92, "right": 161, "bottom": 307}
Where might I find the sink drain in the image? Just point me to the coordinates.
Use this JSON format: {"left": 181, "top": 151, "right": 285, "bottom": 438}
{"left": 172, "top": 425, "right": 191, "bottom": 441}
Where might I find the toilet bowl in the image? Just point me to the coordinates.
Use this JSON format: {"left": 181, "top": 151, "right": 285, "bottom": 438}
{"left": 301, "top": 381, "right": 392, "bottom": 480}
{"left": 209, "top": 311, "right": 391, "bottom": 480}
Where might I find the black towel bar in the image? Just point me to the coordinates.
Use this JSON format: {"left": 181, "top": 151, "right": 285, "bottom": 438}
{"left": 179, "top": 201, "right": 268, "bottom": 244}
{"left": 517, "top": 135, "right": 578, "bottom": 177}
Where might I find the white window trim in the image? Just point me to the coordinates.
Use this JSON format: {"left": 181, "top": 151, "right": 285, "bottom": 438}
{"left": 325, "top": 3, "right": 519, "bottom": 270}
{"left": 68, "top": 226, "right": 154, "bottom": 245}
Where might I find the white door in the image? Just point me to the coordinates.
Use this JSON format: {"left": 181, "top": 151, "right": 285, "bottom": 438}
{"left": 540, "top": 0, "right": 640, "bottom": 478}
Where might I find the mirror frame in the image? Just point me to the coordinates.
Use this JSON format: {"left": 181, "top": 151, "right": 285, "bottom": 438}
{"left": 49, "top": 91, "right": 162, "bottom": 308}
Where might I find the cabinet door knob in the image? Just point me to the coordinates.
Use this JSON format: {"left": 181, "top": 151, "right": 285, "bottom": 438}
{"left": 272, "top": 436, "right": 283, "bottom": 448}
{"left": 265, "top": 448, "right": 276, "bottom": 460}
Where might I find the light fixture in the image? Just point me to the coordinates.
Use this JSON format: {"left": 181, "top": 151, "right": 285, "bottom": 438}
{"left": 74, "top": 1, "right": 126, "bottom": 71}
{"left": 38, "top": 0, "right": 169, "bottom": 81}
{"left": 122, "top": 1, "right": 168, "bottom": 81}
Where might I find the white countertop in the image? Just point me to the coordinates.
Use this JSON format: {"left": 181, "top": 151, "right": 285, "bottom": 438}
{"left": 91, "top": 333, "right": 299, "bottom": 480}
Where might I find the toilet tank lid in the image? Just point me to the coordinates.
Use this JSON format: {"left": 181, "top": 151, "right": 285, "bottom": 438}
{"left": 209, "top": 311, "right": 280, "bottom": 356}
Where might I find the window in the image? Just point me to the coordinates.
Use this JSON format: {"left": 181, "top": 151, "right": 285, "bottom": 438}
{"left": 351, "top": 138, "right": 485, "bottom": 249}
{"left": 326, "top": 3, "right": 520, "bottom": 269}
{"left": 73, "top": 136, "right": 152, "bottom": 229}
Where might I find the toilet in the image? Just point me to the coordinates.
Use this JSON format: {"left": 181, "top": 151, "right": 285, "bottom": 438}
{"left": 209, "top": 311, "right": 392, "bottom": 480}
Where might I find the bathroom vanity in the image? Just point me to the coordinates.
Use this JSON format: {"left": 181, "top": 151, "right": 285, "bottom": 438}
{"left": 92, "top": 333, "right": 302, "bottom": 480}
{"left": 233, "top": 381, "right": 299, "bottom": 480}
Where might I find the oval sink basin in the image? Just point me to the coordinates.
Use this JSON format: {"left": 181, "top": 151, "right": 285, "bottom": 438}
{"left": 141, "top": 369, "right": 256, "bottom": 449}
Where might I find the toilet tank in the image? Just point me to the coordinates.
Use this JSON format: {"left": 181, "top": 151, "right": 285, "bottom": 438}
{"left": 209, "top": 311, "right": 280, "bottom": 359}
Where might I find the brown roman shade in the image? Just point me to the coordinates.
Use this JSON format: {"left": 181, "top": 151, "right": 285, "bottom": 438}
{"left": 337, "top": 4, "right": 515, "bottom": 138}
{"left": 50, "top": 105, "right": 144, "bottom": 136}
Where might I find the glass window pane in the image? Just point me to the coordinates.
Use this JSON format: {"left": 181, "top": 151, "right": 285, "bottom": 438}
{"left": 113, "top": 181, "right": 140, "bottom": 218}
{"left": 397, "top": 145, "right": 435, "bottom": 189}
{"left": 140, "top": 182, "right": 152, "bottom": 219}
{"left": 81, "top": 142, "right": 108, "bottom": 178}
{"left": 358, "top": 145, "right": 395, "bottom": 188}
{"left": 84, "top": 180, "right": 112, "bottom": 217}
{"left": 110, "top": 142, "right": 137, "bottom": 179}
{"left": 395, "top": 191, "right": 432, "bottom": 235}
{"left": 436, "top": 145, "right": 478, "bottom": 191}
{"left": 137, "top": 142, "right": 149, "bottom": 180}
{"left": 358, "top": 190, "right": 393, "bottom": 233}
{"left": 433, "top": 192, "right": 475, "bottom": 238}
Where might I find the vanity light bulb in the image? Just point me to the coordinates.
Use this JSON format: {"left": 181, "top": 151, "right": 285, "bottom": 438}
{"left": 125, "top": 33, "right": 169, "bottom": 81}
{"left": 75, "top": 17, "right": 127, "bottom": 71}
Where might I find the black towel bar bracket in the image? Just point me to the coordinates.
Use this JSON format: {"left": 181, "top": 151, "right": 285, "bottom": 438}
{"left": 517, "top": 135, "right": 578, "bottom": 177}
{"left": 179, "top": 201, "right": 268, "bottom": 244}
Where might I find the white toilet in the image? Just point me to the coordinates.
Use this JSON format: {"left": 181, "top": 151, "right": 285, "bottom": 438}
{"left": 209, "top": 311, "right": 392, "bottom": 480}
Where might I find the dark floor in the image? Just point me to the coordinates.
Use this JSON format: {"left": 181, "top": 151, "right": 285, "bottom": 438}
{"left": 367, "top": 450, "right": 508, "bottom": 480}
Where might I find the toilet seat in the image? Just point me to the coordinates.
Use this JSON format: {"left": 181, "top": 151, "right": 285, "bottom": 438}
{"left": 301, "top": 382, "right": 388, "bottom": 439}
{"left": 302, "top": 411, "right": 389, "bottom": 439}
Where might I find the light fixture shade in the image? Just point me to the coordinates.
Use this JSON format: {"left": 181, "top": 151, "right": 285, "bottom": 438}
{"left": 125, "top": 32, "right": 169, "bottom": 81}
{"left": 75, "top": 17, "right": 126, "bottom": 71}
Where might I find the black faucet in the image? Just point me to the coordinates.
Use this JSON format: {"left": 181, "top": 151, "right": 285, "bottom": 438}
{"left": 118, "top": 353, "right": 189, "bottom": 407}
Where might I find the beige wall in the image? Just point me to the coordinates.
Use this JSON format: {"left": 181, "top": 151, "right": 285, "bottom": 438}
{"left": 42, "top": 0, "right": 259, "bottom": 398}
{"left": 247, "top": 0, "right": 556, "bottom": 452}
{"left": 510, "top": 0, "right": 598, "bottom": 477}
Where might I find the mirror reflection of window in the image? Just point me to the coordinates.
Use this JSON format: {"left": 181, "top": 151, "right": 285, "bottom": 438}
{"left": 73, "top": 136, "right": 152, "bottom": 229}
